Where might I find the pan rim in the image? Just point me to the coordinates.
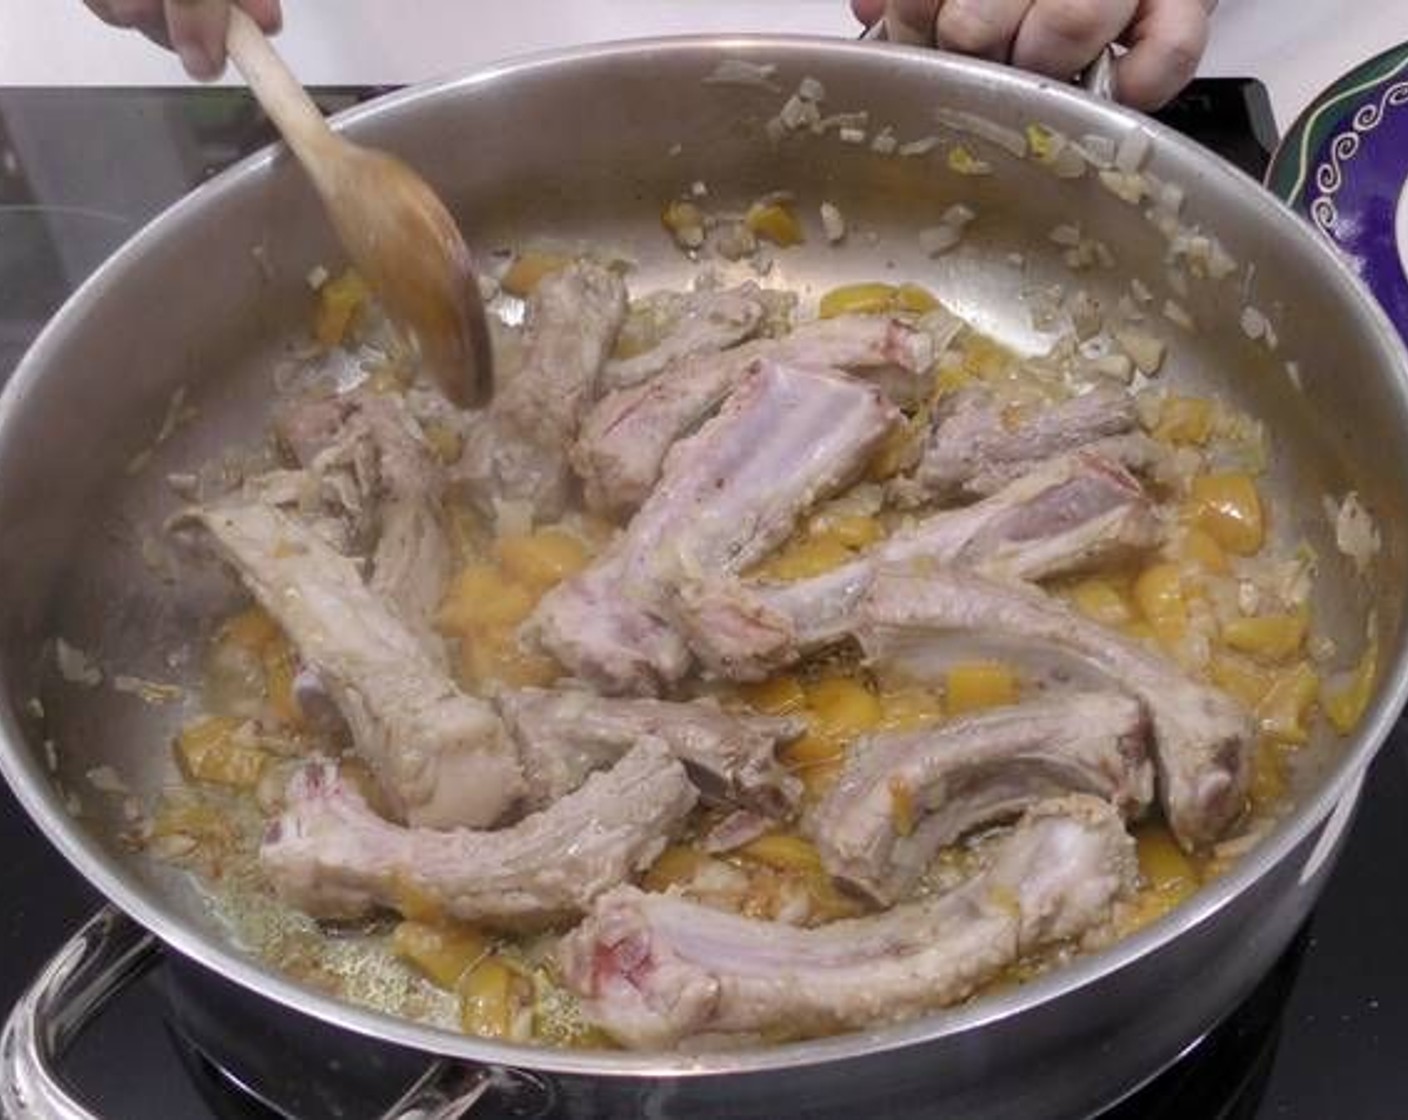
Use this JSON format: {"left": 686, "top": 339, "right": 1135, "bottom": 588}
{"left": 1, "top": 32, "right": 1406, "bottom": 1080}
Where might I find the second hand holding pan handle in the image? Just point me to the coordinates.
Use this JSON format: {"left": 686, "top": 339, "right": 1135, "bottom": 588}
{"left": 861, "top": 4, "right": 1117, "bottom": 101}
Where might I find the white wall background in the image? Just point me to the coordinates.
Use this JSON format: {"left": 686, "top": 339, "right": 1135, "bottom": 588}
{"left": 1, "top": 1, "right": 1407, "bottom": 127}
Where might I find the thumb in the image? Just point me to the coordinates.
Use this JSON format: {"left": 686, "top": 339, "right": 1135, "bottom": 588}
{"left": 884, "top": 0, "right": 942, "bottom": 43}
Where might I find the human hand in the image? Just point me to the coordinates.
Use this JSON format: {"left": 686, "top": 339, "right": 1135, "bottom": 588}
{"left": 852, "top": 0, "right": 1213, "bottom": 110}
{"left": 84, "top": 0, "right": 283, "bottom": 80}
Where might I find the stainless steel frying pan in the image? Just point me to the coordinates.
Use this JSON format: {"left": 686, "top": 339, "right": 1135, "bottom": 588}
{"left": 1, "top": 36, "right": 1406, "bottom": 1120}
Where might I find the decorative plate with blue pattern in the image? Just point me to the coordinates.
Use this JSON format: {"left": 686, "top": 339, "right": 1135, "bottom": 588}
{"left": 1267, "top": 41, "right": 1408, "bottom": 343}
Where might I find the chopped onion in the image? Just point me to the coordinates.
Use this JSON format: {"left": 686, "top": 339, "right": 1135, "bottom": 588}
{"left": 933, "top": 109, "right": 1028, "bottom": 158}
{"left": 1162, "top": 300, "right": 1195, "bottom": 330}
{"left": 1049, "top": 224, "right": 1082, "bottom": 247}
{"left": 839, "top": 127, "right": 867, "bottom": 145}
{"left": 820, "top": 202, "right": 847, "bottom": 244}
{"left": 816, "top": 111, "right": 869, "bottom": 134}
{"left": 898, "top": 136, "right": 940, "bottom": 157}
{"left": 870, "top": 126, "right": 898, "bottom": 155}
{"left": 919, "top": 224, "right": 964, "bottom": 256}
{"left": 1239, "top": 306, "right": 1268, "bottom": 341}
{"left": 1098, "top": 169, "right": 1147, "bottom": 204}
{"left": 56, "top": 639, "right": 102, "bottom": 687}
{"left": 1286, "top": 360, "right": 1304, "bottom": 392}
{"left": 704, "top": 59, "right": 781, "bottom": 90}
{"left": 1115, "top": 128, "right": 1152, "bottom": 172}
{"left": 943, "top": 203, "right": 976, "bottom": 227}
{"left": 1076, "top": 133, "right": 1116, "bottom": 168}
{"left": 798, "top": 76, "right": 826, "bottom": 102}
{"left": 1113, "top": 326, "right": 1167, "bottom": 374}
{"left": 1130, "top": 277, "right": 1154, "bottom": 305}
{"left": 1329, "top": 492, "right": 1381, "bottom": 576}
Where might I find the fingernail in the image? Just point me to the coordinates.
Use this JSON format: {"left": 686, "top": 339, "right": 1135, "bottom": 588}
{"left": 178, "top": 44, "right": 220, "bottom": 80}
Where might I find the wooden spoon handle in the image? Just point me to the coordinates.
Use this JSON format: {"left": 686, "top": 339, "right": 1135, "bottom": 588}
{"left": 226, "top": 8, "right": 339, "bottom": 178}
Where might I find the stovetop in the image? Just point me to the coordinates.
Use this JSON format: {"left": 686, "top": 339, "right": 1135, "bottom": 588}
{"left": 2, "top": 79, "right": 1407, "bottom": 1119}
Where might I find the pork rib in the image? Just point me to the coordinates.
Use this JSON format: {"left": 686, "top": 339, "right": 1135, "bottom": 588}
{"left": 177, "top": 499, "right": 524, "bottom": 830}
{"left": 672, "top": 453, "right": 1161, "bottom": 680}
{"left": 456, "top": 262, "right": 627, "bottom": 524}
{"left": 261, "top": 741, "right": 697, "bottom": 930}
{"left": 497, "top": 688, "right": 803, "bottom": 816}
{"left": 602, "top": 284, "right": 768, "bottom": 391}
{"left": 903, "top": 384, "right": 1148, "bottom": 503}
{"left": 860, "top": 568, "right": 1252, "bottom": 850}
{"left": 273, "top": 391, "right": 453, "bottom": 650}
{"left": 574, "top": 315, "right": 937, "bottom": 518}
{"left": 809, "top": 691, "right": 1153, "bottom": 904}
{"left": 559, "top": 794, "right": 1136, "bottom": 1048}
{"left": 531, "top": 361, "right": 898, "bottom": 695}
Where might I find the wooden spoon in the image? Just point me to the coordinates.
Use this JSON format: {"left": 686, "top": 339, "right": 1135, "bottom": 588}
{"left": 225, "top": 8, "right": 493, "bottom": 408}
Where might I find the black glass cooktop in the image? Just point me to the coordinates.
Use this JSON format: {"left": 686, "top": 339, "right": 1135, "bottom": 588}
{"left": 2, "top": 79, "right": 1407, "bottom": 1119}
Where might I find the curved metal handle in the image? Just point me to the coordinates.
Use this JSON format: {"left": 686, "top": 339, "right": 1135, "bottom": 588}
{"left": 380, "top": 1060, "right": 557, "bottom": 1120}
{"left": 0, "top": 906, "right": 161, "bottom": 1120}
{"left": 861, "top": 15, "right": 1117, "bottom": 101}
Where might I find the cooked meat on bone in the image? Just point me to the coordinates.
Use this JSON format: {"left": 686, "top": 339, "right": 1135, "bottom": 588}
{"left": 497, "top": 688, "right": 803, "bottom": 816}
{"left": 178, "top": 499, "right": 524, "bottom": 830}
{"left": 531, "top": 361, "right": 898, "bottom": 695}
{"left": 860, "top": 568, "right": 1253, "bottom": 850}
{"left": 602, "top": 284, "right": 768, "bottom": 391}
{"left": 904, "top": 384, "right": 1146, "bottom": 503}
{"left": 261, "top": 741, "right": 697, "bottom": 930}
{"left": 574, "top": 315, "right": 939, "bottom": 518}
{"left": 456, "top": 262, "right": 627, "bottom": 524}
{"left": 558, "top": 795, "right": 1136, "bottom": 1048}
{"left": 671, "top": 453, "right": 1161, "bottom": 680}
{"left": 809, "top": 691, "right": 1153, "bottom": 904}
{"left": 273, "top": 391, "right": 454, "bottom": 649}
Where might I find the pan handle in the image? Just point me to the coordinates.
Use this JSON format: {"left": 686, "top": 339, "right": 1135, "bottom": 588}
{"left": 0, "top": 906, "right": 161, "bottom": 1120}
{"left": 379, "top": 1060, "right": 556, "bottom": 1120}
{"left": 861, "top": 12, "right": 1117, "bottom": 100}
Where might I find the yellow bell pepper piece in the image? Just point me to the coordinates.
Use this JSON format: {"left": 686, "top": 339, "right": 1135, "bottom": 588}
{"left": 642, "top": 846, "right": 712, "bottom": 893}
{"left": 1322, "top": 639, "right": 1378, "bottom": 734}
{"left": 894, "top": 283, "right": 941, "bottom": 313}
{"left": 1256, "top": 662, "right": 1320, "bottom": 745}
{"left": 1069, "top": 578, "right": 1136, "bottom": 627}
{"left": 739, "top": 675, "right": 807, "bottom": 716}
{"left": 945, "top": 662, "right": 1018, "bottom": 715}
{"left": 1133, "top": 563, "right": 1187, "bottom": 646}
{"left": 500, "top": 251, "right": 571, "bottom": 297}
{"left": 458, "top": 956, "right": 533, "bottom": 1040}
{"left": 392, "top": 921, "right": 490, "bottom": 991}
{"left": 1154, "top": 396, "right": 1214, "bottom": 446}
{"left": 1221, "top": 613, "right": 1307, "bottom": 663}
{"left": 458, "top": 625, "right": 560, "bottom": 689}
{"left": 1249, "top": 739, "right": 1289, "bottom": 811}
{"left": 744, "top": 201, "right": 805, "bottom": 247}
{"left": 313, "top": 268, "right": 369, "bottom": 349}
{"left": 174, "top": 717, "right": 267, "bottom": 789}
{"left": 877, "top": 686, "right": 945, "bottom": 732}
{"left": 805, "top": 677, "right": 882, "bottom": 741}
{"left": 1188, "top": 474, "right": 1265, "bottom": 556}
{"left": 751, "top": 535, "right": 855, "bottom": 581}
{"left": 1177, "top": 527, "right": 1230, "bottom": 576}
{"left": 736, "top": 833, "right": 825, "bottom": 875}
{"left": 819, "top": 283, "right": 896, "bottom": 319}
{"left": 436, "top": 565, "right": 537, "bottom": 634}
{"left": 494, "top": 529, "right": 591, "bottom": 593}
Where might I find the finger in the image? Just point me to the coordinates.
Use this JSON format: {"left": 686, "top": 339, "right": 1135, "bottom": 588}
{"left": 84, "top": 0, "right": 161, "bottom": 26}
{"left": 164, "top": 0, "right": 230, "bottom": 79}
{"left": 236, "top": 0, "right": 282, "bottom": 34}
{"left": 1113, "top": 0, "right": 1210, "bottom": 109}
{"left": 931, "top": 0, "right": 1038, "bottom": 60}
{"left": 882, "top": 0, "right": 943, "bottom": 44}
{"left": 852, "top": 0, "right": 886, "bottom": 26}
{"left": 1011, "top": 0, "right": 1137, "bottom": 78}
